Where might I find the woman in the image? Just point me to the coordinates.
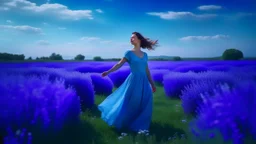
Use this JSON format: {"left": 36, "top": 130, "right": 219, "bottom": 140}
{"left": 98, "top": 32, "right": 158, "bottom": 132}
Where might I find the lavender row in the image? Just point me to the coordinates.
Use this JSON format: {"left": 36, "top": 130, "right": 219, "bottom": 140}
{"left": 189, "top": 80, "right": 256, "bottom": 144}
{"left": 1, "top": 67, "right": 95, "bottom": 109}
{"left": 0, "top": 74, "right": 81, "bottom": 139}
{"left": 1, "top": 60, "right": 256, "bottom": 70}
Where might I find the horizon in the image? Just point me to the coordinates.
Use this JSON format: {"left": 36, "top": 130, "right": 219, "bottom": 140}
{"left": 0, "top": 0, "right": 256, "bottom": 59}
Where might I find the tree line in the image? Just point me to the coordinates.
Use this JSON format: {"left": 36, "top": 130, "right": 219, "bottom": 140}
{"left": 0, "top": 49, "right": 250, "bottom": 61}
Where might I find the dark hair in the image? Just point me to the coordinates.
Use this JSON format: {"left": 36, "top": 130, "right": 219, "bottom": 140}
{"left": 132, "top": 32, "right": 158, "bottom": 50}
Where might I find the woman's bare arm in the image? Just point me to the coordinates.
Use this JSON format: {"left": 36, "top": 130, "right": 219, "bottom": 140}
{"left": 106, "top": 58, "right": 127, "bottom": 74}
{"left": 146, "top": 63, "right": 154, "bottom": 86}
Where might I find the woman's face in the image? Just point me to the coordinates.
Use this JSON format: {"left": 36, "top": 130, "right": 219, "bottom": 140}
{"left": 130, "top": 34, "right": 140, "bottom": 45}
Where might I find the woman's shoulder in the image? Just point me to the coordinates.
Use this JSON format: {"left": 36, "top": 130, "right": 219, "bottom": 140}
{"left": 125, "top": 50, "right": 131, "bottom": 53}
{"left": 143, "top": 51, "right": 148, "bottom": 56}
{"left": 124, "top": 50, "right": 131, "bottom": 59}
{"left": 124, "top": 50, "right": 131, "bottom": 56}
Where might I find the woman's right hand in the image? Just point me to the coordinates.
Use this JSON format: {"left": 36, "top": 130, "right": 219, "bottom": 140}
{"left": 101, "top": 71, "right": 109, "bottom": 77}
{"left": 152, "top": 84, "right": 156, "bottom": 93}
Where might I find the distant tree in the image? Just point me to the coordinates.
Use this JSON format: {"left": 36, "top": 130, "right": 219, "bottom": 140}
{"left": 74, "top": 54, "right": 85, "bottom": 60}
{"left": 0, "top": 53, "right": 25, "bottom": 61}
{"left": 111, "top": 58, "right": 121, "bottom": 61}
{"left": 39, "top": 56, "right": 50, "bottom": 60}
{"left": 93, "top": 56, "right": 103, "bottom": 61}
{"left": 149, "top": 58, "right": 166, "bottom": 61}
{"left": 173, "top": 56, "right": 182, "bottom": 61}
{"left": 222, "top": 48, "right": 244, "bottom": 60}
{"left": 49, "top": 53, "right": 63, "bottom": 60}
{"left": 27, "top": 57, "right": 32, "bottom": 60}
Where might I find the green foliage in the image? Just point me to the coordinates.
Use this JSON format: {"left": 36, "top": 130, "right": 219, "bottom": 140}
{"left": 110, "top": 58, "right": 121, "bottom": 61}
{"left": 0, "top": 52, "right": 25, "bottom": 61}
{"left": 34, "top": 53, "right": 63, "bottom": 61}
{"left": 74, "top": 54, "right": 85, "bottom": 60}
{"left": 1, "top": 50, "right": 251, "bottom": 62}
{"left": 93, "top": 56, "right": 103, "bottom": 61}
{"left": 222, "top": 48, "right": 244, "bottom": 60}
{"left": 39, "top": 57, "right": 50, "bottom": 60}
{"left": 149, "top": 58, "right": 170, "bottom": 61}
{"left": 49, "top": 53, "right": 63, "bottom": 60}
{"left": 173, "top": 56, "right": 182, "bottom": 61}
{"left": 26, "top": 57, "right": 33, "bottom": 60}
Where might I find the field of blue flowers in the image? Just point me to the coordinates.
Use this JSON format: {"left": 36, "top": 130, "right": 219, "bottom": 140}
{"left": 0, "top": 60, "right": 256, "bottom": 144}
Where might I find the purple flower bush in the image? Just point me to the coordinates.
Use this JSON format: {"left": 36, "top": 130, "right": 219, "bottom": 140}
{"left": 189, "top": 81, "right": 256, "bottom": 144}
{"left": 228, "top": 67, "right": 256, "bottom": 81}
{"left": 94, "top": 64, "right": 113, "bottom": 73}
{"left": 149, "top": 62, "right": 181, "bottom": 71}
{"left": 0, "top": 74, "right": 81, "bottom": 136}
{"left": 180, "top": 71, "right": 238, "bottom": 115}
{"left": 1, "top": 67, "right": 65, "bottom": 82}
{"left": 181, "top": 80, "right": 231, "bottom": 115}
{"left": 73, "top": 64, "right": 113, "bottom": 73}
{"left": 163, "top": 70, "right": 238, "bottom": 99}
{"left": 163, "top": 72, "right": 198, "bottom": 98}
{"left": 108, "top": 66, "right": 131, "bottom": 87}
{"left": 73, "top": 65, "right": 99, "bottom": 73}
{"left": 61, "top": 71, "right": 95, "bottom": 110}
{"left": 173, "top": 64, "right": 208, "bottom": 73}
{"left": 197, "top": 71, "right": 237, "bottom": 87}
{"left": 1, "top": 67, "right": 95, "bottom": 110}
{"left": 89, "top": 73, "right": 114, "bottom": 96}
{"left": 4, "top": 128, "right": 32, "bottom": 144}
{"left": 208, "top": 65, "right": 231, "bottom": 72}
{"left": 23, "top": 67, "right": 65, "bottom": 82}
{"left": 150, "top": 69, "right": 170, "bottom": 85}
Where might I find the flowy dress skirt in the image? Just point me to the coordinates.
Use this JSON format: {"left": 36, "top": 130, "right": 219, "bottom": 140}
{"left": 98, "top": 72, "right": 153, "bottom": 131}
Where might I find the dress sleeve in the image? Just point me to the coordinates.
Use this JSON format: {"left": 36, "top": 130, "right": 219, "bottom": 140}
{"left": 123, "top": 50, "right": 130, "bottom": 61}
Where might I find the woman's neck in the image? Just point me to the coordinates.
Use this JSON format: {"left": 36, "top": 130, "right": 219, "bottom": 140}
{"left": 133, "top": 44, "right": 141, "bottom": 51}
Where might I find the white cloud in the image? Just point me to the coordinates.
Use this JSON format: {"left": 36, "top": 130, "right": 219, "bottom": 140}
{"left": 36, "top": 40, "right": 50, "bottom": 45}
{"left": 6, "top": 20, "right": 13, "bottom": 23}
{"left": 95, "top": 9, "right": 103, "bottom": 13}
{"left": 0, "top": 25, "right": 43, "bottom": 34}
{"left": 79, "top": 37, "right": 115, "bottom": 45}
{"left": 58, "top": 27, "right": 66, "bottom": 30}
{"left": 0, "top": 6, "right": 9, "bottom": 11}
{"left": 180, "top": 34, "right": 229, "bottom": 41}
{"left": 198, "top": 5, "right": 222, "bottom": 11}
{"left": 100, "top": 40, "right": 112, "bottom": 44}
{"left": 80, "top": 36, "right": 101, "bottom": 41}
{"left": 1, "top": 0, "right": 93, "bottom": 20}
{"left": 146, "top": 11, "right": 217, "bottom": 20}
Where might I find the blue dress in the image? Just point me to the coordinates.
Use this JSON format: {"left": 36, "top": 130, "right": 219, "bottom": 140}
{"left": 98, "top": 50, "right": 153, "bottom": 132}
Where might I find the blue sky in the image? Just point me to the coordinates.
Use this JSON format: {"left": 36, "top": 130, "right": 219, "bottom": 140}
{"left": 0, "top": 0, "right": 255, "bottom": 59}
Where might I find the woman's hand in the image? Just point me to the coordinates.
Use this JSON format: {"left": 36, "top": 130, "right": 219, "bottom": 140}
{"left": 101, "top": 71, "right": 109, "bottom": 77}
{"left": 151, "top": 84, "right": 156, "bottom": 93}
{"left": 101, "top": 58, "right": 127, "bottom": 77}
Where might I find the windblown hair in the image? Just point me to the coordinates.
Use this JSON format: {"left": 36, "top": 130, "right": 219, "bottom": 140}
{"left": 132, "top": 32, "right": 158, "bottom": 50}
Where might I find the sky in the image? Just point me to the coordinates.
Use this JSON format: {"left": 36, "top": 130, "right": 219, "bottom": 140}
{"left": 0, "top": 0, "right": 256, "bottom": 59}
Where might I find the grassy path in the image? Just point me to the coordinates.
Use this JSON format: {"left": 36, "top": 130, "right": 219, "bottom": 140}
{"left": 78, "top": 86, "right": 191, "bottom": 144}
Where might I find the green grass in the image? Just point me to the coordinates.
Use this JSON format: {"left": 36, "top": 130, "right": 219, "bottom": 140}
{"left": 85, "top": 86, "right": 189, "bottom": 143}
{"left": 29, "top": 86, "right": 232, "bottom": 144}
{"left": 79, "top": 86, "right": 192, "bottom": 144}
